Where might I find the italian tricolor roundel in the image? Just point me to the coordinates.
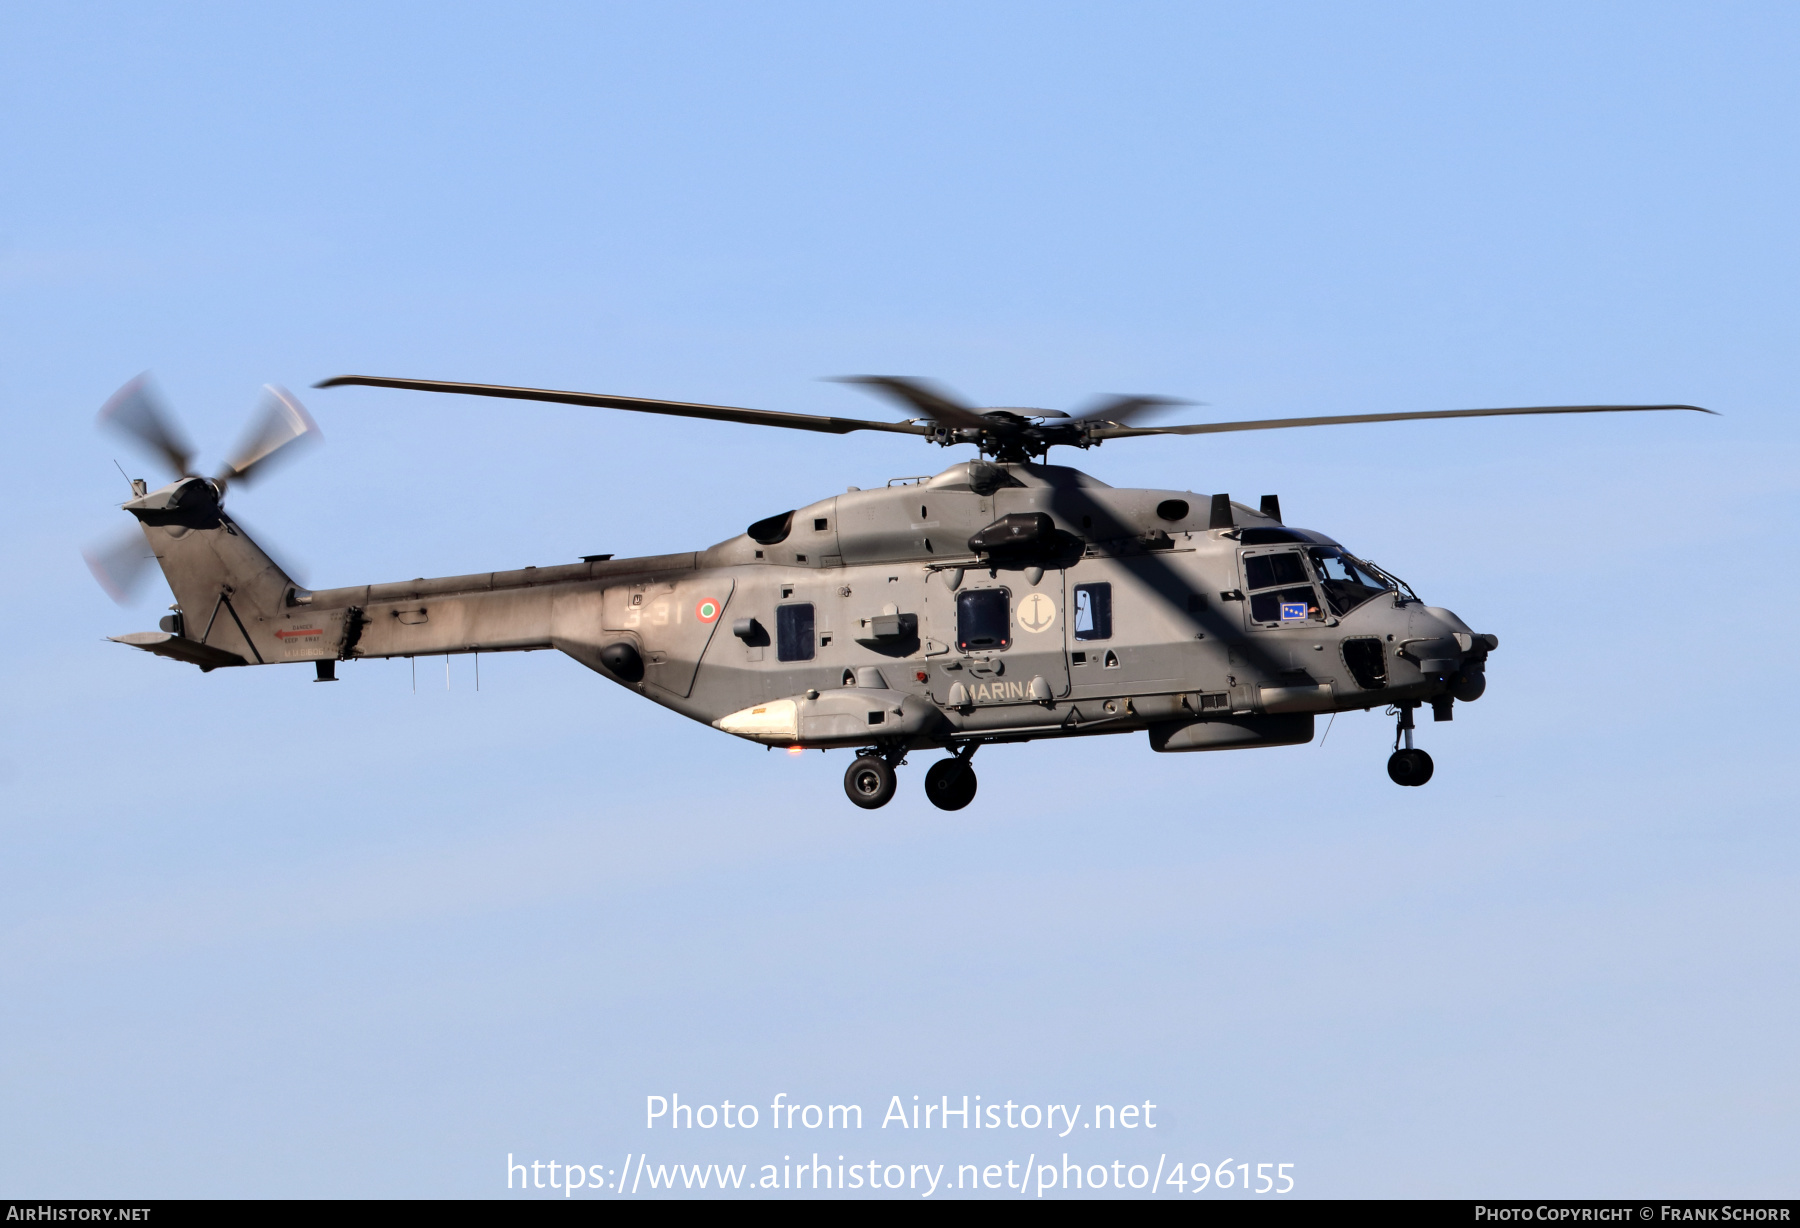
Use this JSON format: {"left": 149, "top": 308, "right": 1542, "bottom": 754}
{"left": 695, "top": 598, "right": 722, "bottom": 623}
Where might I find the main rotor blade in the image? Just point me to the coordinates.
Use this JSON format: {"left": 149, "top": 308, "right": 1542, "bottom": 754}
{"left": 218, "top": 385, "right": 322, "bottom": 487}
{"left": 98, "top": 374, "right": 195, "bottom": 478}
{"left": 1091, "top": 402, "right": 1717, "bottom": 440}
{"left": 83, "top": 528, "right": 155, "bottom": 604}
{"left": 1070, "top": 393, "right": 1189, "bottom": 427}
{"left": 834, "top": 376, "right": 994, "bottom": 431}
{"left": 314, "top": 375, "right": 931, "bottom": 437}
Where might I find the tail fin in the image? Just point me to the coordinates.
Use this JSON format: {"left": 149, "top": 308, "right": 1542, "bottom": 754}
{"left": 122, "top": 477, "right": 302, "bottom": 666}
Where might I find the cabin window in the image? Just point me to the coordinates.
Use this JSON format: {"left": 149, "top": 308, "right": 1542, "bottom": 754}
{"left": 1073, "top": 583, "right": 1113, "bottom": 641}
{"left": 776, "top": 603, "right": 815, "bottom": 661}
{"left": 956, "top": 589, "right": 1011, "bottom": 652}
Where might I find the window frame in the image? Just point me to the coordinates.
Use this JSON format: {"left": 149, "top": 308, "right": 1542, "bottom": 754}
{"left": 1072, "top": 581, "right": 1113, "bottom": 642}
{"left": 1240, "top": 547, "right": 1325, "bottom": 628}
{"left": 955, "top": 587, "right": 1013, "bottom": 653}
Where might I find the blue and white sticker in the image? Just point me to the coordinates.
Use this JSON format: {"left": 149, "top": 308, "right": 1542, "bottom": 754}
{"left": 1280, "top": 601, "right": 1310, "bottom": 622}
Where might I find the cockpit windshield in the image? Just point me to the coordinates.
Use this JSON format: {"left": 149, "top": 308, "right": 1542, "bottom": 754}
{"left": 1309, "top": 547, "right": 1401, "bottom": 616}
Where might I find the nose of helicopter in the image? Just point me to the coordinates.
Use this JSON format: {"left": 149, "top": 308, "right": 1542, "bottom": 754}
{"left": 1404, "top": 606, "right": 1498, "bottom": 701}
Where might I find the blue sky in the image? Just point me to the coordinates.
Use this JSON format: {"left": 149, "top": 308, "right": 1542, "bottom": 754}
{"left": 2, "top": 2, "right": 1796, "bottom": 1198}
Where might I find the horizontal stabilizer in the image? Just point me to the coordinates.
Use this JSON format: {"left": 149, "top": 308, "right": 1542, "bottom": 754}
{"left": 109, "top": 631, "right": 247, "bottom": 672}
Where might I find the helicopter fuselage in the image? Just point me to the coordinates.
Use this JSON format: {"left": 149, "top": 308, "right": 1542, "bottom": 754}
{"left": 150, "top": 458, "right": 1492, "bottom": 761}
{"left": 100, "top": 371, "right": 1714, "bottom": 805}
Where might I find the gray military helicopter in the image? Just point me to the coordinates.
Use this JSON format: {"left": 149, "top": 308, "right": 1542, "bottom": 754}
{"left": 89, "top": 372, "right": 1711, "bottom": 810}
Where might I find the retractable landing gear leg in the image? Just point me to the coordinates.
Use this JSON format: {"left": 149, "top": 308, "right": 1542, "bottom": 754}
{"left": 925, "top": 741, "right": 980, "bottom": 811}
{"left": 1387, "top": 703, "right": 1434, "bottom": 786}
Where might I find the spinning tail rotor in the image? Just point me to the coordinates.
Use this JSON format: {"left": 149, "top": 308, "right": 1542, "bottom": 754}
{"left": 84, "top": 374, "right": 321, "bottom": 604}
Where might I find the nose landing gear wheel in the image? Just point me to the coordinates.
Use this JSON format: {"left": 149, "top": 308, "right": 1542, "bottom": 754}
{"left": 924, "top": 758, "right": 978, "bottom": 811}
{"left": 1387, "top": 748, "right": 1434, "bottom": 786}
{"left": 844, "top": 755, "right": 897, "bottom": 809}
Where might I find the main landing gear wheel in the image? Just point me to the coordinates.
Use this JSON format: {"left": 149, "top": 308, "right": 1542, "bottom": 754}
{"left": 844, "top": 755, "right": 897, "bottom": 809}
{"left": 924, "top": 758, "right": 978, "bottom": 811}
{"left": 1387, "top": 748, "right": 1434, "bottom": 787}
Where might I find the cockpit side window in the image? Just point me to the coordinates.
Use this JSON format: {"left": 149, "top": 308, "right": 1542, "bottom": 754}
{"left": 1243, "top": 549, "right": 1323, "bottom": 625}
{"left": 1309, "top": 547, "right": 1394, "bottom": 616}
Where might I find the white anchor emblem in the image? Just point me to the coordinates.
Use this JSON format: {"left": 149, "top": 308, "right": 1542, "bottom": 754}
{"left": 1017, "top": 591, "right": 1056, "bottom": 634}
